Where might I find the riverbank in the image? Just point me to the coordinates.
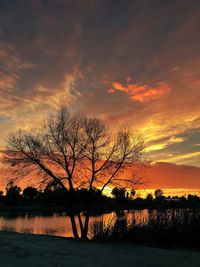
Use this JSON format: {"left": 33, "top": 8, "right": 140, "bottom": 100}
{"left": 0, "top": 231, "right": 199, "bottom": 267}
{"left": 0, "top": 199, "right": 200, "bottom": 215}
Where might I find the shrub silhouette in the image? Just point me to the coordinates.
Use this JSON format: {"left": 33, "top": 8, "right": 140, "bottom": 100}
{"left": 154, "top": 189, "right": 164, "bottom": 199}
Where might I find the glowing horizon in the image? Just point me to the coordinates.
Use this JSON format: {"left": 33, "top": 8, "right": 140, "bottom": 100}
{"left": 103, "top": 187, "right": 200, "bottom": 198}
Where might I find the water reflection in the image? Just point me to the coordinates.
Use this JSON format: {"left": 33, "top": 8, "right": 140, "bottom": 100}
{"left": 0, "top": 209, "right": 152, "bottom": 238}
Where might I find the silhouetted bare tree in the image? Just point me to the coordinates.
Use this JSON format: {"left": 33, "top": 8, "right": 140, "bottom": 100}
{"left": 2, "top": 108, "right": 148, "bottom": 239}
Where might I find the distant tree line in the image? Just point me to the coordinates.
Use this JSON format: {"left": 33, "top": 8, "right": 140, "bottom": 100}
{"left": 0, "top": 183, "right": 200, "bottom": 210}
{"left": 0, "top": 181, "right": 110, "bottom": 208}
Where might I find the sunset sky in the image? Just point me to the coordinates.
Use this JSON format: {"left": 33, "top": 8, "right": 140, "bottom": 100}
{"left": 0, "top": 0, "right": 200, "bottom": 172}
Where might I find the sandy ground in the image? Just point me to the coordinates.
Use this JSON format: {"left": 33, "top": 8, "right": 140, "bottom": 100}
{"left": 0, "top": 232, "right": 199, "bottom": 267}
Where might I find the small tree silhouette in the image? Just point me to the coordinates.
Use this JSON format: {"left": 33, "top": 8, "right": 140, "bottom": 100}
{"left": 146, "top": 193, "right": 153, "bottom": 201}
{"left": 154, "top": 189, "right": 164, "bottom": 199}
{"left": 5, "top": 181, "right": 21, "bottom": 205}
{"left": 111, "top": 187, "right": 126, "bottom": 200}
{"left": 23, "top": 187, "right": 38, "bottom": 201}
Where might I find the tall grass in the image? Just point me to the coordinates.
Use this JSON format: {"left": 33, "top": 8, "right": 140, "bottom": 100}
{"left": 92, "top": 209, "right": 200, "bottom": 248}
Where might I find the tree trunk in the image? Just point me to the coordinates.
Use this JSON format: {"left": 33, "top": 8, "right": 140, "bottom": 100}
{"left": 66, "top": 187, "right": 79, "bottom": 239}
{"left": 80, "top": 190, "right": 95, "bottom": 239}
{"left": 69, "top": 212, "right": 79, "bottom": 239}
{"left": 77, "top": 212, "right": 84, "bottom": 234}
{"left": 81, "top": 210, "right": 90, "bottom": 240}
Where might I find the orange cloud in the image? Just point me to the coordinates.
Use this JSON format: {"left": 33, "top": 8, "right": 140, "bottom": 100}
{"left": 109, "top": 81, "right": 171, "bottom": 103}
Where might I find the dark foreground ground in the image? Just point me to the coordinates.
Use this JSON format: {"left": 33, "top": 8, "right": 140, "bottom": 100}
{"left": 0, "top": 232, "right": 199, "bottom": 267}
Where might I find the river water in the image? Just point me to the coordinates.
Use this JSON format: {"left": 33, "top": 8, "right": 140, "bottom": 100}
{"left": 0, "top": 210, "right": 149, "bottom": 238}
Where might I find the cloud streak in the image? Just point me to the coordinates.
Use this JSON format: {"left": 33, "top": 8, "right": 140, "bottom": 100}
{"left": 108, "top": 81, "right": 171, "bottom": 103}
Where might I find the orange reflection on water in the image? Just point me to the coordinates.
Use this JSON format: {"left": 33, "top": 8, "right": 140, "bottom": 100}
{"left": 0, "top": 210, "right": 149, "bottom": 238}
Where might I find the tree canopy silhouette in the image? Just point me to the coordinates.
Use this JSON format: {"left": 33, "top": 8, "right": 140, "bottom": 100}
{"left": 23, "top": 186, "right": 38, "bottom": 201}
{"left": 154, "top": 189, "right": 164, "bottom": 199}
{"left": 111, "top": 187, "right": 126, "bottom": 200}
{"left": 2, "top": 108, "right": 147, "bottom": 239}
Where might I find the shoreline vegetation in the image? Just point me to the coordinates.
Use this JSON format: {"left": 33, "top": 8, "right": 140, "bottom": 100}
{"left": 92, "top": 209, "right": 200, "bottom": 249}
{"left": 0, "top": 200, "right": 200, "bottom": 214}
